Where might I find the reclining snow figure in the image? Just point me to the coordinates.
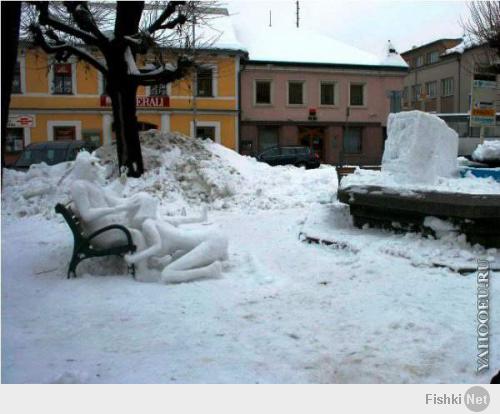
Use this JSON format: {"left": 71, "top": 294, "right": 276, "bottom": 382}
{"left": 68, "top": 152, "right": 228, "bottom": 284}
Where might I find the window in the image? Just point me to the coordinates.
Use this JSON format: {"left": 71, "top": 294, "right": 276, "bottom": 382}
{"left": 258, "top": 126, "right": 279, "bottom": 151}
{"left": 255, "top": 80, "right": 272, "bottom": 104}
{"left": 425, "top": 81, "right": 437, "bottom": 99}
{"left": 196, "top": 126, "right": 216, "bottom": 140}
{"left": 150, "top": 83, "right": 169, "bottom": 96}
{"left": 441, "top": 78, "right": 454, "bottom": 97}
{"left": 53, "top": 126, "right": 76, "bottom": 141}
{"left": 343, "top": 127, "right": 362, "bottom": 154}
{"left": 415, "top": 56, "right": 424, "bottom": 67}
{"left": 53, "top": 63, "right": 73, "bottom": 94}
{"left": 403, "top": 87, "right": 409, "bottom": 105}
{"left": 320, "top": 82, "right": 336, "bottom": 106}
{"left": 12, "top": 61, "right": 21, "bottom": 94}
{"left": 427, "top": 51, "right": 439, "bottom": 64}
{"left": 100, "top": 74, "right": 107, "bottom": 95}
{"left": 350, "top": 83, "right": 365, "bottom": 106}
{"left": 196, "top": 67, "right": 213, "bottom": 97}
{"left": 412, "top": 84, "right": 421, "bottom": 101}
{"left": 288, "top": 81, "right": 304, "bottom": 105}
{"left": 5, "top": 128, "right": 24, "bottom": 153}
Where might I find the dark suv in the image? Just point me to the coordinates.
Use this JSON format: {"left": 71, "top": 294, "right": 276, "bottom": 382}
{"left": 256, "top": 146, "right": 320, "bottom": 169}
{"left": 13, "top": 141, "right": 98, "bottom": 170}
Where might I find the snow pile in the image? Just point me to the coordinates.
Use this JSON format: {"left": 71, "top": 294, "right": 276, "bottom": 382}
{"left": 472, "top": 140, "right": 500, "bottom": 162}
{"left": 2, "top": 131, "right": 335, "bottom": 219}
{"left": 382, "top": 111, "right": 459, "bottom": 184}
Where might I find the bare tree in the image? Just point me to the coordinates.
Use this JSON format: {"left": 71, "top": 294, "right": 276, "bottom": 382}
{"left": 462, "top": 1, "right": 500, "bottom": 73}
{"left": 24, "top": 1, "right": 201, "bottom": 177}
{"left": 1, "top": 2, "right": 22, "bottom": 177}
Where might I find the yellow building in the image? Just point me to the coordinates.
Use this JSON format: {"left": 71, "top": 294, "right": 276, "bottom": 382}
{"left": 7, "top": 40, "right": 246, "bottom": 165}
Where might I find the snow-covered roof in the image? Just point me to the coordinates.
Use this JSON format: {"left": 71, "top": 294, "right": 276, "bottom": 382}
{"left": 442, "top": 38, "right": 478, "bottom": 56}
{"left": 195, "top": 13, "right": 247, "bottom": 53}
{"left": 237, "top": 27, "right": 408, "bottom": 68}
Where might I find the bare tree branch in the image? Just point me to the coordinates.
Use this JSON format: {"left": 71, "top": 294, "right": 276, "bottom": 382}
{"left": 30, "top": 23, "right": 108, "bottom": 74}
{"left": 32, "top": 1, "right": 99, "bottom": 45}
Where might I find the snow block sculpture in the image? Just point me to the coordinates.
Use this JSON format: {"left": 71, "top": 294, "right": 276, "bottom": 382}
{"left": 382, "top": 111, "right": 459, "bottom": 184}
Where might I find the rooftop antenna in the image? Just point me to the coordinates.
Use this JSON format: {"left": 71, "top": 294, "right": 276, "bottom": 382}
{"left": 296, "top": 1, "right": 300, "bottom": 28}
{"left": 269, "top": 9, "right": 272, "bottom": 27}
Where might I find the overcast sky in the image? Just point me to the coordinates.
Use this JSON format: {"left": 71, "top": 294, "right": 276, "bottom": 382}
{"left": 227, "top": 0, "right": 470, "bottom": 57}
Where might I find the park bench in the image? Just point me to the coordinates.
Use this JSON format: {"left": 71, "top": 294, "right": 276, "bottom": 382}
{"left": 55, "top": 203, "right": 136, "bottom": 278}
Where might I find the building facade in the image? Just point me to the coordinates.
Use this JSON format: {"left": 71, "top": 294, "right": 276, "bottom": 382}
{"left": 240, "top": 61, "right": 407, "bottom": 165}
{"left": 401, "top": 38, "right": 500, "bottom": 114}
{"left": 6, "top": 43, "right": 245, "bottom": 166}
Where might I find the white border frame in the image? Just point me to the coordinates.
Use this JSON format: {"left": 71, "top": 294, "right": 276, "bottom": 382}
{"left": 348, "top": 81, "right": 367, "bottom": 108}
{"left": 190, "top": 120, "right": 221, "bottom": 144}
{"left": 253, "top": 79, "right": 274, "bottom": 106}
{"left": 318, "top": 80, "right": 338, "bottom": 107}
{"left": 48, "top": 59, "right": 77, "bottom": 95}
{"left": 286, "top": 80, "right": 306, "bottom": 107}
{"left": 47, "top": 120, "right": 82, "bottom": 141}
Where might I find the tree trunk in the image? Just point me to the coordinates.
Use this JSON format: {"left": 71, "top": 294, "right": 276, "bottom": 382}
{"left": 107, "top": 80, "right": 144, "bottom": 178}
{"left": 1, "top": 1, "right": 21, "bottom": 177}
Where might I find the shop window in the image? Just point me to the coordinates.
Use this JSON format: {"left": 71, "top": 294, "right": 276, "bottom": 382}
{"left": 53, "top": 63, "right": 73, "bottom": 95}
{"left": 258, "top": 126, "right": 279, "bottom": 152}
{"left": 196, "top": 126, "right": 216, "bottom": 140}
{"left": 344, "top": 127, "right": 362, "bottom": 154}
{"left": 197, "top": 67, "right": 213, "bottom": 97}
{"left": 6, "top": 128, "right": 24, "bottom": 152}
{"left": 53, "top": 126, "right": 76, "bottom": 141}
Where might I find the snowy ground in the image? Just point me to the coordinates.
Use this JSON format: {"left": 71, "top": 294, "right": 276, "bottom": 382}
{"left": 2, "top": 133, "right": 499, "bottom": 383}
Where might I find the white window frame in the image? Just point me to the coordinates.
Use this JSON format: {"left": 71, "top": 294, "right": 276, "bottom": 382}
{"left": 319, "top": 80, "right": 338, "bottom": 107}
{"left": 190, "top": 121, "right": 221, "bottom": 144}
{"left": 348, "top": 82, "right": 366, "bottom": 107}
{"left": 287, "top": 80, "right": 306, "bottom": 106}
{"left": 441, "top": 77, "right": 454, "bottom": 97}
{"left": 425, "top": 81, "right": 437, "bottom": 99}
{"left": 427, "top": 51, "right": 439, "bottom": 64}
{"left": 47, "top": 120, "right": 82, "bottom": 141}
{"left": 253, "top": 79, "right": 273, "bottom": 106}
{"left": 13, "top": 56, "right": 26, "bottom": 95}
{"left": 196, "top": 64, "right": 218, "bottom": 98}
{"left": 48, "top": 59, "right": 77, "bottom": 95}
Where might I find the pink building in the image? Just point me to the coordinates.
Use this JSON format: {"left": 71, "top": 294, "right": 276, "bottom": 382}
{"left": 239, "top": 30, "right": 408, "bottom": 165}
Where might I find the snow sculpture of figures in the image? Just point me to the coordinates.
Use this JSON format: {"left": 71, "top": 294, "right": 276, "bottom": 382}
{"left": 68, "top": 152, "right": 228, "bottom": 284}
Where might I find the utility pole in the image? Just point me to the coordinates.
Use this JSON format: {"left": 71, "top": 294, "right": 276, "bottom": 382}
{"left": 269, "top": 10, "right": 272, "bottom": 27}
{"left": 192, "top": 15, "right": 197, "bottom": 137}
{"left": 296, "top": 1, "right": 300, "bottom": 28}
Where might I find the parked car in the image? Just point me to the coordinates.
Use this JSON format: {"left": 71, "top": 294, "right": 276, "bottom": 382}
{"left": 13, "top": 141, "right": 98, "bottom": 170}
{"left": 256, "top": 146, "right": 320, "bottom": 169}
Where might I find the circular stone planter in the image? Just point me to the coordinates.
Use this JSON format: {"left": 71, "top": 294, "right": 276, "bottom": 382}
{"left": 338, "top": 185, "right": 500, "bottom": 248}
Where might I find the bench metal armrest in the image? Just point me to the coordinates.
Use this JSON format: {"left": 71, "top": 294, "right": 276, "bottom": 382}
{"left": 87, "top": 224, "right": 134, "bottom": 247}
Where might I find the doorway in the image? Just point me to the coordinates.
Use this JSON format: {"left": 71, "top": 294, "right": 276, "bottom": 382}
{"left": 298, "top": 127, "right": 325, "bottom": 161}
